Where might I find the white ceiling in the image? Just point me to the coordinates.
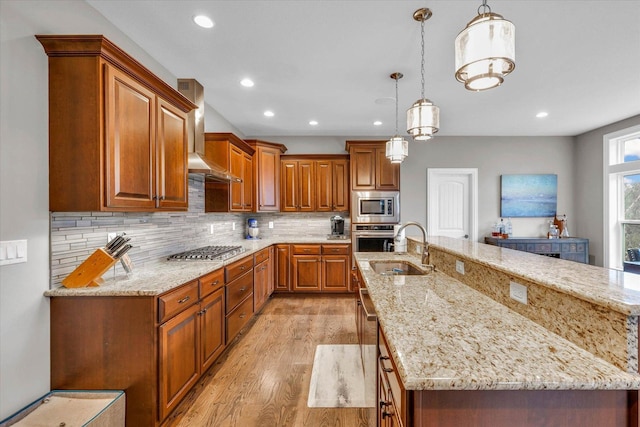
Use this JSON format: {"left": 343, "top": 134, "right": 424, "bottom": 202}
{"left": 86, "top": 0, "right": 640, "bottom": 138}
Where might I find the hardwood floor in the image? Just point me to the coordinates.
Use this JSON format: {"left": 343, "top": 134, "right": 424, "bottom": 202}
{"left": 163, "top": 294, "right": 375, "bottom": 427}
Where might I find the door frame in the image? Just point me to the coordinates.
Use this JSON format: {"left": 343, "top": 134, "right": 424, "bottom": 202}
{"left": 427, "top": 168, "right": 478, "bottom": 241}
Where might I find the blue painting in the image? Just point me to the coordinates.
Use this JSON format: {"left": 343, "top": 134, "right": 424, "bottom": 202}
{"left": 501, "top": 174, "right": 557, "bottom": 217}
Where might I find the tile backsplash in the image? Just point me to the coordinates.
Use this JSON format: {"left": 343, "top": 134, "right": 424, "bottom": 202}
{"left": 50, "top": 177, "right": 350, "bottom": 287}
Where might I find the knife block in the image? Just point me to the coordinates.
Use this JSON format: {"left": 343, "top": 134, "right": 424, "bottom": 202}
{"left": 62, "top": 248, "right": 117, "bottom": 288}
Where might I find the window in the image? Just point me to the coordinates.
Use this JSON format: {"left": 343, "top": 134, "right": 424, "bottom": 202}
{"left": 605, "top": 125, "right": 640, "bottom": 270}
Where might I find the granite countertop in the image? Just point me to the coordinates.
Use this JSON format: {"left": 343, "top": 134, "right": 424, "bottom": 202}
{"left": 427, "top": 236, "right": 640, "bottom": 315}
{"left": 44, "top": 236, "right": 350, "bottom": 297}
{"left": 355, "top": 251, "right": 640, "bottom": 391}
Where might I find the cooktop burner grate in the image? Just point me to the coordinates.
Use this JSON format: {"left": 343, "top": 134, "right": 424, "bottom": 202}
{"left": 167, "top": 245, "right": 245, "bottom": 261}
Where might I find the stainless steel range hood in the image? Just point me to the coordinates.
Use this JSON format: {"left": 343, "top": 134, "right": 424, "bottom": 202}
{"left": 177, "top": 78, "right": 240, "bottom": 182}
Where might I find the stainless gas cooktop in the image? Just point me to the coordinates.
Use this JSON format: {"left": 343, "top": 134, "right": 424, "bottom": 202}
{"left": 167, "top": 245, "right": 245, "bottom": 261}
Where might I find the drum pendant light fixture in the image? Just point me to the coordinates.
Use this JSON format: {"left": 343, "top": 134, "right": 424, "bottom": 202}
{"left": 455, "top": 0, "right": 515, "bottom": 91}
{"left": 386, "top": 72, "right": 408, "bottom": 164}
{"left": 407, "top": 8, "right": 439, "bottom": 141}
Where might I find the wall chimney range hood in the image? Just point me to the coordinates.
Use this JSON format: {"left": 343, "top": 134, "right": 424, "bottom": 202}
{"left": 177, "top": 78, "right": 241, "bottom": 182}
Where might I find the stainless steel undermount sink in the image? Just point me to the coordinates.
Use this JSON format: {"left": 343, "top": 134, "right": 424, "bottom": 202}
{"left": 369, "top": 260, "right": 429, "bottom": 276}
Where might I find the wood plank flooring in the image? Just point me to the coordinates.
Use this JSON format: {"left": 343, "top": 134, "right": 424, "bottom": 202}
{"left": 163, "top": 294, "right": 375, "bottom": 427}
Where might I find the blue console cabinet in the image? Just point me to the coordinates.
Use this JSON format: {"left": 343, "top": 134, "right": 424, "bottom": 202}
{"left": 484, "top": 237, "right": 589, "bottom": 264}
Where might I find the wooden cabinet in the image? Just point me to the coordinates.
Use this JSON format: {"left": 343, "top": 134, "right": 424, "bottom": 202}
{"left": 274, "top": 244, "right": 291, "bottom": 292}
{"left": 204, "top": 133, "right": 255, "bottom": 212}
{"left": 253, "top": 247, "right": 273, "bottom": 312}
{"left": 288, "top": 244, "right": 351, "bottom": 293}
{"left": 346, "top": 141, "right": 400, "bottom": 191}
{"left": 246, "top": 140, "right": 288, "bottom": 212}
{"left": 281, "top": 159, "right": 315, "bottom": 212}
{"left": 282, "top": 155, "right": 350, "bottom": 212}
{"left": 37, "top": 35, "right": 194, "bottom": 212}
{"left": 225, "top": 255, "right": 255, "bottom": 342}
{"left": 378, "top": 328, "right": 409, "bottom": 427}
{"left": 316, "top": 158, "right": 350, "bottom": 212}
{"left": 50, "top": 267, "right": 226, "bottom": 426}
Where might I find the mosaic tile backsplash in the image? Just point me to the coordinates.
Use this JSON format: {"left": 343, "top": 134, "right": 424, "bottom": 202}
{"left": 50, "top": 177, "right": 350, "bottom": 287}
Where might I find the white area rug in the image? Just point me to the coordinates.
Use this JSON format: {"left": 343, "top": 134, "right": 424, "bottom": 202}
{"left": 307, "top": 344, "right": 376, "bottom": 408}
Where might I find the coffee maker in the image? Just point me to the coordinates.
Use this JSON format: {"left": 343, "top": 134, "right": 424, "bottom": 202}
{"left": 330, "top": 215, "right": 345, "bottom": 236}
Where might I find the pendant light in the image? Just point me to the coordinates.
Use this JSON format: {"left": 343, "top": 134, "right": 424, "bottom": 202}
{"left": 455, "top": 0, "right": 515, "bottom": 91}
{"left": 407, "top": 8, "right": 439, "bottom": 141}
{"left": 386, "top": 72, "right": 408, "bottom": 164}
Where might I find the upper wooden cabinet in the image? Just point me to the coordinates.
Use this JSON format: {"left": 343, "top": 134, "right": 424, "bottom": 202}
{"left": 203, "top": 133, "right": 255, "bottom": 212}
{"left": 37, "top": 35, "right": 195, "bottom": 212}
{"left": 281, "top": 155, "right": 349, "bottom": 212}
{"left": 345, "top": 141, "right": 400, "bottom": 191}
{"left": 245, "top": 140, "right": 288, "bottom": 212}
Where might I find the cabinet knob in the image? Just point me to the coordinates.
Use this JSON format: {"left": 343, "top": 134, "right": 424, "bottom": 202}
{"left": 159, "top": 195, "right": 165, "bottom": 200}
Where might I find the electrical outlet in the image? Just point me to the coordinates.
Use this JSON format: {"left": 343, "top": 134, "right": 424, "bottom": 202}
{"left": 268, "top": 221, "right": 274, "bottom": 229}
{"left": 510, "top": 281, "right": 528, "bottom": 304}
{"left": 415, "top": 245, "right": 422, "bottom": 254}
{"left": 209, "top": 224, "right": 214, "bottom": 234}
{"left": 232, "top": 222, "right": 236, "bottom": 231}
{"left": 455, "top": 260, "right": 465, "bottom": 275}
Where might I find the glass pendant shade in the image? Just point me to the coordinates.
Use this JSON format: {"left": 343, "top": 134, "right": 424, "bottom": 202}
{"left": 455, "top": 12, "right": 515, "bottom": 91}
{"left": 407, "top": 98, "right": 440, "bottom": 141}
{"left": 386, "top": 136, "right": 408, "bottom": 163}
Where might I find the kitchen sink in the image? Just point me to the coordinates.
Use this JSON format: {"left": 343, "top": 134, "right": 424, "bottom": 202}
{"left": 369, "top": 260, "right": 429, "bottom": 276}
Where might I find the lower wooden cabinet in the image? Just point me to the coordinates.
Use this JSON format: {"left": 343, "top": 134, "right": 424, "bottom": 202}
{"left": 199, "top": 287, "right": 226, "bottom": 372}
{"left": 287, "top": 244, "right": 351, "bottom": 293}
{"left": 274, "top": 244, "right": 291, "bottom": 292}
{"left": 225, "top": 255, "right": 255, "bottom": 343}
{"left": 254, "top": 247, "right": 273, "bottom": 312}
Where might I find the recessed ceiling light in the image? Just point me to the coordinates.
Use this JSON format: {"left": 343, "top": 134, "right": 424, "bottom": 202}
{"left": 309, "top": 120, "right": 318, "bottom": 126}
{"left": 264, "top": 110, "right": 274, "bottom": 117}
{"left": 193, "top": 15, "right": 214, "bottom": 29}
{"left": 373, "top": 121, "right": 382, "bottom": 126}
{"left": 536, "top": 111, "right": 549, "bottom": 118}
{"left": 240, "top": 78, "right": 254, "bottom": 88}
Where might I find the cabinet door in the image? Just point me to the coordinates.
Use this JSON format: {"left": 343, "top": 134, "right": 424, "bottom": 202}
{"left": 274, "top": 244, "right": 291, "bottom": 292}
{"left": 199, "top": 288, "right": 225, "bottom": 373}
{"left": 292, "top": 254, "right": 322, "bottom": 291}
{"left": 298, "top": 160, "right": 315, "bottom": 211}
{"left": 242, "top": 152, "right": 253, "bottom": 211}
{"left": 253, "top": 259, "right": 269, "bottom": 312}
{"left": 255, "top": 146, "right": 280, "bottom": 211}
{"left": 104, "top": 64, "right": 156, "bottom": 209}
{"left": 351, "top": 147, "right": 376, "bottom": 190}
{"left": 376, "top": 148, "right": 400, "bottom": 190}
{"left": 322, "top": 255, "right": 350, "bottom": 292}
{"left": 315, "top": 160, "right": 332, "bottom": 212}
{"left": 159, "top": 303, "right": 200, "bottom": 420}
{"left": 229, "top": 146, "right": 244, "bottom": 211}
{"left": 156, "top": 98, "right": 188, "bottom": 210}
{"left": 267, "top": 247, "right": 275, "bottom": 295}
{"left": 332, "top": 159, "right": 350, "bottom": 211}
{"left": 281, "top": 161, "right": 298, "bottom": 212}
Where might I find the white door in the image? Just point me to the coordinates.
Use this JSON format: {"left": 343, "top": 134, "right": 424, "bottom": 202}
{"left": 427, "top": 168, "right": 478, "bottom": 240}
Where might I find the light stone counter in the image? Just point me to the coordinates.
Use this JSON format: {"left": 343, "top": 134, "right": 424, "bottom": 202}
{"left": 44, "top": 236, "right": 350, "bottom": 297}
{"left": 428, "top": 236, "right": 640, "bottom": 315}
{"left": 355, "top": 251, "right": 640, "bottom": 391}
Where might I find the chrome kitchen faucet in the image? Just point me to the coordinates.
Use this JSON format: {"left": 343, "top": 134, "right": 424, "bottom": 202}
{"left": 394, "top": 221, "right": 434, "bottom": 270}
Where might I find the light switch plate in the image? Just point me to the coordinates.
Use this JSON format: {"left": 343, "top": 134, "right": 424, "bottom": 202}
{"left": 0, "top": 240, "right": 28, "bottom": 266}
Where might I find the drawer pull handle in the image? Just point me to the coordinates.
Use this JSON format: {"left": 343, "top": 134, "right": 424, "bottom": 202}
{"left": 211, "top": 280, "right": 219, "bottom": 286}
{"left": 240, "top": 266, "right": 246, "bottom": 270}
{"left": 239, "top": 313, "right": 246, "bottom": 319}
{"left": 239, "top": 287, "right": 246, "bottom": 292}
{"left": 380, "top": 356, "right": 390, "bottom": 360}
{"left": 178, "top": 296, "right": 190, "bottom": 304}
{"left": 383, "top": 367, "right": 393, "bottom": 373}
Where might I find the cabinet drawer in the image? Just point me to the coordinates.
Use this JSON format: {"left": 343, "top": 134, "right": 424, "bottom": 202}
{"left": 322, "top": 244, "right": 350, "bottom": 255}
{"left": 226, "top": 271, "right": 254, "bottom": 314}
{"left": 199, "top": 268, "right": 224, "bottom": 299}
{"left": 226, "top": 295, "right": 254, "bottom": 342}
{"left": 225, "top": 256, "right": 254, "bottom": 283}
{"left": 254, "top": 247, "right": 270, "bottom": 265}
{"left": 158, "top": 280, "right": 198, "bottom": 323}
{"left": 292, "top": 244, "right": 321, "bottom": 255}
{"left": 379, "top": 329, "right": 404, "bottom": 417}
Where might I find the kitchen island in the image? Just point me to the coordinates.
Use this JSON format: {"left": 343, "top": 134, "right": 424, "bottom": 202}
{"left": 354, "top": 237, "right": 640, "bottom": 426}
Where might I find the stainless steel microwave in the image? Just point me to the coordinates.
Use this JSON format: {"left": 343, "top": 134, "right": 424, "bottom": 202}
{"left": 351, "top": 191, "right": 400, "bottom": 224}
